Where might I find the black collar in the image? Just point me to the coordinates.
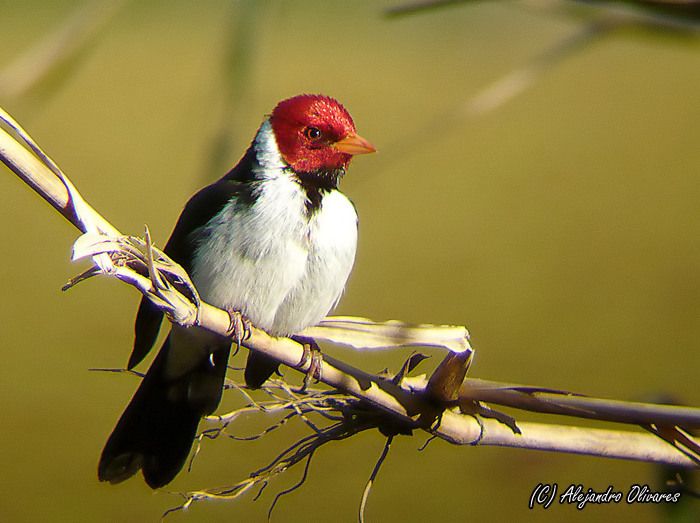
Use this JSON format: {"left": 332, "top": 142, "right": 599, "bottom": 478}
{"left": 295, "top": 168, "right": 344, "bottom": 215}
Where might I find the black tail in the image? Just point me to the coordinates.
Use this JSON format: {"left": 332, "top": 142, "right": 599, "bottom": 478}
{"left": 98, "top": 333, "right": 231, "bottom": 488}
{"left": 244, "top": 351, "right": 281, "bottom": 389}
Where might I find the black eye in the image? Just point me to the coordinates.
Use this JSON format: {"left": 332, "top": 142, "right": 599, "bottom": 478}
{"left": 304, "top": 126, "right": 321, "bottom": 140}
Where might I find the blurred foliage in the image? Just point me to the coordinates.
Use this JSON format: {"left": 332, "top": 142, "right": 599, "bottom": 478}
{"left": 0, "top": 0, "right": 698, "bottom": 522}
{"left": 387, "top": 0, "right": 700, "bottom": 26}
{"left": 202, "top": 0, "right": 266, "bottom": 178}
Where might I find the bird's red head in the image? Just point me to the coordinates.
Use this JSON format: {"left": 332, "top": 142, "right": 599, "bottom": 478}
{"left": 270, "top": 94, "right": 375, "bottom": 174}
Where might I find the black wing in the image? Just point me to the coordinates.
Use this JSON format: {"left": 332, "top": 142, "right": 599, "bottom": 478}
{"left": 127, "top": 178, "right": 251, "bottom": 369}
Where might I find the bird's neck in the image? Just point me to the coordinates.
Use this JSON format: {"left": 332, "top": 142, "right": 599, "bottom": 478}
{"left": 225, "top": 119, "right": 344, "bottom": 215}
{"left": 252, "top": 120, "right": 289, "bottom": 176}
{"left": 221, "top": 121, "right": 285, "bottom": 184}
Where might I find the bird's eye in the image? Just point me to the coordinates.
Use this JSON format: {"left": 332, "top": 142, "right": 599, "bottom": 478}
{"left": 304, "top": 127, "right": 322, "bottom": 140}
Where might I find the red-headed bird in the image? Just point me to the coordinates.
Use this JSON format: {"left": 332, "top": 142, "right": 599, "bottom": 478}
{"left": 98, "top": 94, "right": 375, "bottom": 488}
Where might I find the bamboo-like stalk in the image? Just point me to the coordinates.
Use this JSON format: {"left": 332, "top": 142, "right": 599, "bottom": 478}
{"left": 1, "top": 106, "right": 698, "bottom": 470}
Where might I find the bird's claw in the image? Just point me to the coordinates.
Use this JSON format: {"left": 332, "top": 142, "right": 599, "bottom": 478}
{"left": 226, "top": 310, "right": 252, "bottom": 347}
{"left": 296, "top": 342, "right": 323, "bottom": 392}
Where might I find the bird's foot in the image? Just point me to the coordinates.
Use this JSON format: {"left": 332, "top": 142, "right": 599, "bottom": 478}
{"left": 292, "top": 336, "right": 323, "bottom": 392}
{"left": 226, "top": 310, "right": 252, "bottom": 347}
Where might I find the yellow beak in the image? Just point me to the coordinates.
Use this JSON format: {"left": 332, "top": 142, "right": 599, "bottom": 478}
{"left": 333, "top": 133, "right": 377, "bottom": 155}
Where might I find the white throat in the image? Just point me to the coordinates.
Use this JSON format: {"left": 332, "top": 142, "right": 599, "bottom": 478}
{"left": 252, "top": 120, "right": 287, "bottom": 179}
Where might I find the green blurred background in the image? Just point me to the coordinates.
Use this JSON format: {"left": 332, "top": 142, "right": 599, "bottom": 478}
{"left": 1, "top": 0, "right": 698, "bottom": 521}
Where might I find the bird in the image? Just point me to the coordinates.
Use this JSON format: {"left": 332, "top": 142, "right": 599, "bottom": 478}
{"left": 97, "top": 94, "right": 375, "bottom": 488}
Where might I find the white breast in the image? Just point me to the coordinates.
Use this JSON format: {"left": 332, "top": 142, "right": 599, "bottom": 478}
{"left": 272, "top": 190, "right": 358, "bottom": 334}
{"left": 191, "top": 185, "right": 357, "bottom": 335}
{"left": 190, "top": 175, "right": 306, "bottom": 332}
{"left": 190, "top": 122, "right": 358, "bottom": 336}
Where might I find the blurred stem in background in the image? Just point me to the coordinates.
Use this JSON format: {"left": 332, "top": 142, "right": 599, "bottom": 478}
{"left": 0, "top": 0, "right": 265, "bottom": 181}
{"left": 0, "top": 0, "right": 128, "bottom": 114}
{"left": 202, "top": 0, "right": 266, "bottom": 180}
{"left": 383, "top": 0, "right": 700, "bottom": 154}
{"left": 387, "top": 0, "right": 700, "bottom": 27}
